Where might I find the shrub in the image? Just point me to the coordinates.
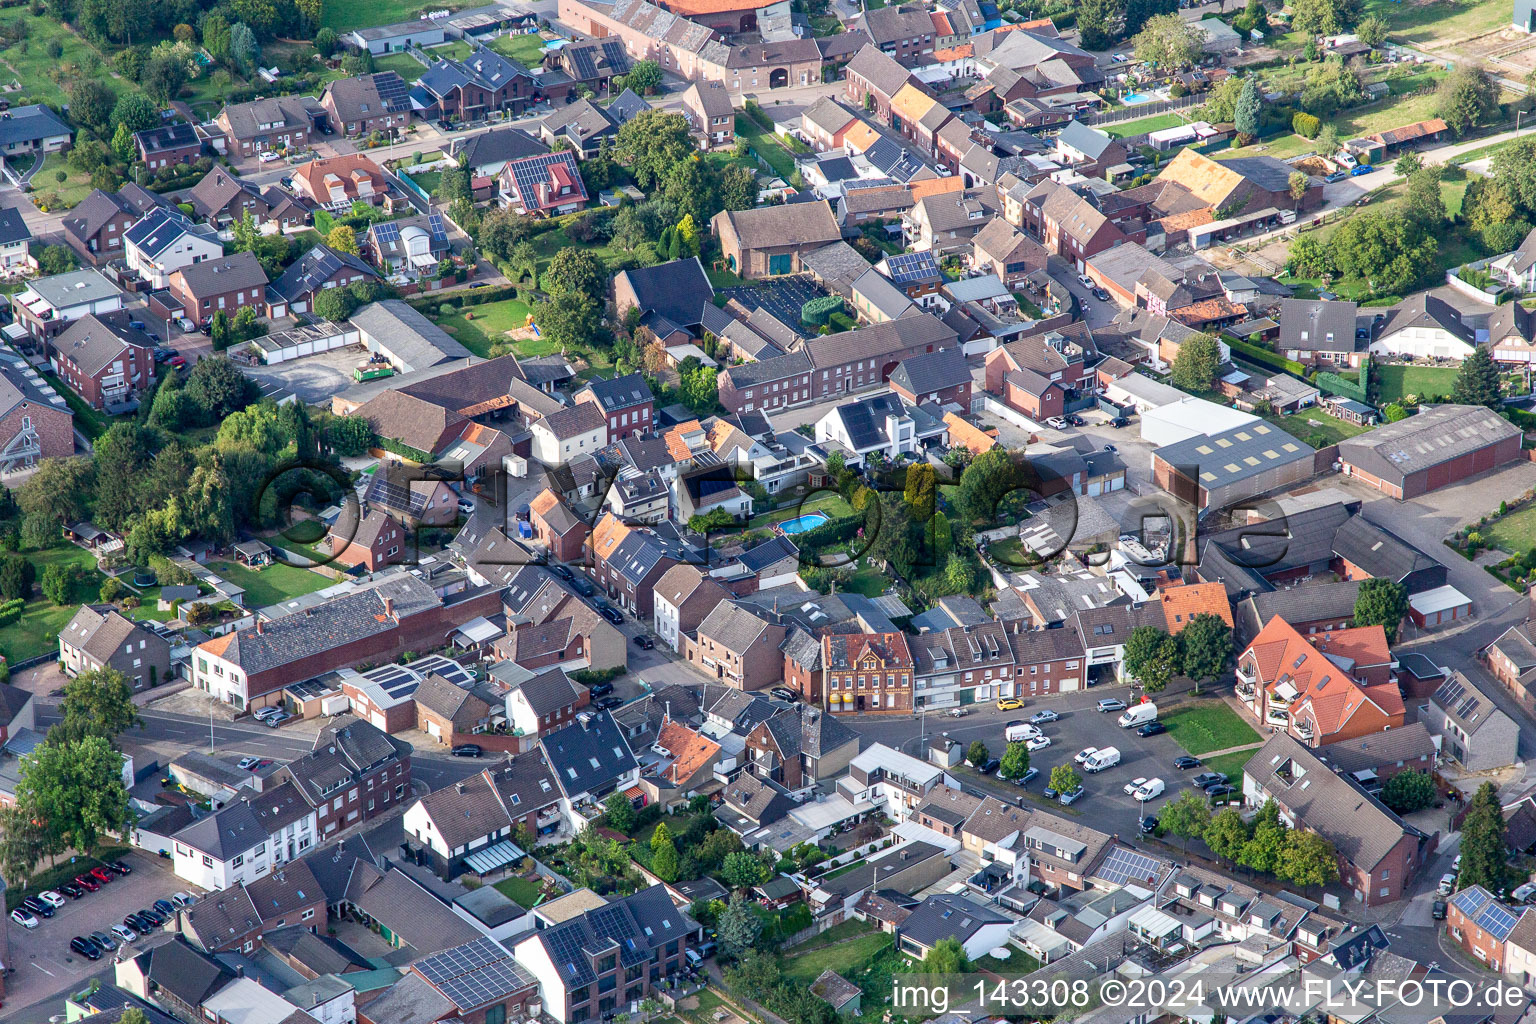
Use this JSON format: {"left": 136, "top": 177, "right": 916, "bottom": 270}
{"left": 800, "top": 295, "right": 844, "bottom": 328}
{"left": 1292, "top": 111, "right": 1321, "bottom": 138}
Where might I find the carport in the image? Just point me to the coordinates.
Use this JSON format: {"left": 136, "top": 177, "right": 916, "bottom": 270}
{"left": 251, "top": 322, "right": 360, "bottom": 364}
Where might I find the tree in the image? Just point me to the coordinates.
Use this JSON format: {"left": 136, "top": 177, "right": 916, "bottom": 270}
{"left": 1381, "top": 769, "right": 1437, "bottom": 814}
{"left": 1177, "top": 613, "right": 1233, "bottom": 689}
{"left": 1332, "top": 211, "right": 1438, "bottom": 293}
{"left": 662, "top": 159, "right": 717, "bottom": 227}
{"left": 1203, "top": 807, "right": 1250, "bottom": 863}
{"left": 1160, "top": 790, "right": 1212, "bottom": 849}
{"left": 1492, "top": 138, "right": 1536, "bottom": 214}
{"left": 904, "top": 462, "right": 936, "bottom": 522}
{"left": 1133, "top": 13, "right": 1203, "bottom": 68}
{"left": 967, "top": 740, "right": 990, "bottom": 769}
{"left": 111, "top": 92, "right": 159, "bottom": 134}
{"left": 604, "top": 791, "right": 637, "bottom": 832}
{"left": 1356, "top": 12, "right": 1388, "bottom": 46}
{"left": 1049, "top": 764, "right": 1081, "bottom": 794}
{"left": 1352, "top": 577, "right": 1409, "bottom": 643}
{"left": 1239, "top": 807, "right": 1288, "bottom": 876}
{"left": 719, "top": 164, "right": 757, "bottom": 211}
{"left": 1459, "top": 782, "right": 1508, "bottom": 893}
{"left": 1395, "top": 152, "right": 1423, "bottom": 177}
{"left": 615, "top": 109, "right": 695, "bottom": 189}
{"left": 326, "top": 223, "right": 359, "bottom": 256}
{"left": 14, "top": 733, "right": 134, "bottom": 859}
{"left": 1123, "top": 626, "right": 1170, "bottom": 681}
{"left": 1315, "top": 123, "right": 1341, "bottom": 160}
{"left": 1170, "top": 332, "right": 1221, "bottom": 391}
{"left": 229, "top": 21, "right": 260, "bottom": 74}
{"left": 943, "top": 552, "right": 975, "bottom": 593}
{"left": 55, "top": 666, "right": 140, "bottom": 747}
{"left": 17, "top": 457, "right": 94, "bottom": 531}
{"left": 186, "top": 357, "right": 256, "bottom": 421}
{"left": 721, "top": 850, "right": 767, "bottom": 890}
{"left": 0, "top": 803, "right": 59, "bottom": 888}
{"left": 1402, "top": 164, "right": 1447, "bottom": 226}
{"left": 544, "top": 248, "right": 607, "bottom": 299}
{"left": 69, "top": 79, "right": 117, "bottom": 135}
{"left": 1438, "top": 66, "right": 1497, "bottom": 138}
{"left": 717, "top": 894, "right": 762, "bottom": 958}
{"left": 623, "top": 59, "right": 664, "bottom": 94}
{"left": 999, "top": 741, "right": 1031, "bottom": 781}
{"left": 651, "top": 822, "right": 680, "bottom": 882}
{"left": 1287, "top": 170, "right": 1310, "bottom": 202}
{"left": 1291, "top": 0, "right": 1362, "bottom": 34}
{"left": 1234, "top": 76, "right": 1261, "bottom": 142}
{"left": 312, "top": 287, "right": 357, "bottom": 322}
{"left": 1278, "top": 829, "right": 1340, "bottom": 888}
{"left": 314, "top": 25, "right": 339, "bottom": 57}
{"left": 0, "top": 556, "right": 34, "bottom": 601}
{"left": 1288, "top": 234, "right": 1336, "bottom": 279}
{"left": 41, "top": 562, "right": 74, "bottom": 605}
{"left": 34, "top": 244, "right": 78, "bottom": 276}
{"left": 1076, "top": 0, "right": 1117, "bottom": 50}
{"left": 295, "top": 0, "right": 323, "bottom": 32}
{"left": 919, "top": 937, "right": 971, "bottom": 974}
{"left": 1383, "top": 402, "right": 1410, "bottom": 422}
{"left": 142, "top": 51, "right": 189, "bottom": 105}
{"left": 533, "top": 293, "right": 603, "bottom": 352}
{"left": 1453, "top": 345, "right": 1503, "bottom": 410}
{"left": 1292, "top": 112, "right": 1321, "bottom": 138}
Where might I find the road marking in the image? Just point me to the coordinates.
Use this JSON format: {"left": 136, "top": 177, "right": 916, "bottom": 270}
{"left": 31, "top": 962, "right": 55, "bottom": 976}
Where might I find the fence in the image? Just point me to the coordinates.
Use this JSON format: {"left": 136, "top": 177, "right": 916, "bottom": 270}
{"left": 1086, "top": 93, "right": 1202, "bottom": 127}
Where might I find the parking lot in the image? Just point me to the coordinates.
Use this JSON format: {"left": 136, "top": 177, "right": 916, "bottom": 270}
{"left": 892, "top": 689, "right": 1256, "bottom": 839}
{"left": 244, "top": 345, "right": 369, "bottom": 405}
{"left": 5, "top": 850, "right": 194, "bottom": 1009}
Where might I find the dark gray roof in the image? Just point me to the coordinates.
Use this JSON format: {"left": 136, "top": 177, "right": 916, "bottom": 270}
{"left": 137, "top": 937, "right": 238, "bottom": 1007}
{"left": 533, "top": 884, "right": 691, "bottom": 989}
{"left": 579, "top": 372, "right": 655, "bottom": 413}
{"left": 53, "top": 311, "right": 156, "bottom": 376}
{"left": 698, "top": 601, "right": 774, "bottom": 653}
{"left": 0, "top": 205, "right": 30, "bottom": 245}
{"left": 538, "top": 401, "right": 607, "bottom": 440}
{"left": 0, "top": 104, "right": 71, "bottom": 147}
{"left": 609, "top": 88, "right": 651, "bottom": 124}
{"left": 353, "top": 971, "right": 454, "bottom": 1024}
{"left": 270, "top": 243, "right": 379, "bottom": 302}
{"left": 1337, "top": 404, "right": 1520, "bottom": 484}
{"left": 1375, "top": 292, "right": 1474, "bottom": 345}
{"left": 1330, "top": 515, "right": 1439, "bottom": 584}
{"left": 182, "top": 886, "right": 261, "bottom": 948}
{"left": 1153, "top": 421, "right": 1314, "bottom": 491}
{"left": 172, "top": 251, "right": 269, "bottom": 295}
{"left": 414, "top": 936, "right": 536, "bottom": 1011}
{"left": 845, "top": 44, "right": 913, "bottom": 96}
{"left": 723, "top": 771, "right": 795, "bottom": 825}
{"left": 1317, "top": 721, "right": 1435, "bottom": 776}
{"left": 456, "top": 125, "right": 550, "bottom": 169}
{"left": 738, "top": 535, "right": 798, "bottom": 573}
{"left": 1431, "top": 671, "right": 1508, "bottom": 738}
{"left": 1239, "top": 578, "right": 1361, "bottom": 636}
{"left": 1202, "top": 501, "right": 1353, "bottom": 578}
{"left": 781, "top": 626, "right": 821, "bottom": 669}
{"left": 1057, "top": 120, "right": 1116, "bottom": 161}
{"left": 350, "top": 299, "right": 472, "bottom": 369}
{"left": 541, "top": 710, "right": 638, "bottom": 798}
{"left": 830, "top": 393, "right": 944, "bottom": 451}
{"left": 889, "top": 347, "right": 970, "bottom": 397}
{"left": 125, "top": 208, "right": 211, "bottom": 259}
{"left": 899, "top": 893, "right": 1010, "bottom": 947}
{"left": 350, "top": 867, "right": 483, "bottom": 952}
{"left": 517, "top": 668, "right": 582, "bottom": 717}
{"left": 1279, "top": 298, "right": 1362, "bottom": 353}
{"left": 616, "top": 257, "right": 713, "bottom": 333}
{"left": 722, "top": 349, "right": 812, "bottom": 388}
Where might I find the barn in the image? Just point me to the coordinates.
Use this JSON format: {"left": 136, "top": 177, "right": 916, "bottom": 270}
{"left": 1336, "top": 404, "right": 1522, "bottom": 500}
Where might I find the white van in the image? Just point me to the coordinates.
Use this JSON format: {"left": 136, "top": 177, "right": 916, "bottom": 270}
{"left": 1117, "top": 703, "right": 1158, "bottom": 729}
{"left": 1083, "top": 747, "right": 1121, "bottom": 773}
{"left": 1005, "top": 722, "right": 1041, "bottom": 743}
{"left": 1133, "top": 778, "right": 1165, "bottom": 801}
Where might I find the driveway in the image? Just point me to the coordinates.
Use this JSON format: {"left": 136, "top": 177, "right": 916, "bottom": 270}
{"left": 5, "top": 850, "right": 188, "bottom": 1010}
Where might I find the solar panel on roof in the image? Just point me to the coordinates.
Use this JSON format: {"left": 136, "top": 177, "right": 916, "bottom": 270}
{"left": 1095, "top": 845, "right": 1164, "bottom": 887}
{"left": 372, "top": 71, "right": 410, "bottom": 111}
{"left": 427, "top": 211, "right": 448, "bottom": 240}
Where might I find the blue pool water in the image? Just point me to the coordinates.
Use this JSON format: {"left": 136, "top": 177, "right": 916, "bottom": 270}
{"left": 779, "top": 512, "right": 830, "bottom": 534}
{"left": 1122, "top": 92, "right": 1155, "bottom": 104}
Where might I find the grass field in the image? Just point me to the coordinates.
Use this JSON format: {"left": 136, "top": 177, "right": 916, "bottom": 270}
{"left": 1477, "top": 504, "right": 1536, "bottom": 556}
{"left": 783, "top": 933, "right": 893, "bottom": 987}
{"left": 1103, "top": 112, "right": 1188, "bottom": 139}
{"left": 321, "top": 0, "right": 430, "bottom": 30}
{"left": 373, "top": 51, "right": 428, "bottom": 79}
{"left": 1376, "top": 363, "right": 1460, "bottom": 403}
{"left": 490, "top": 33, "right": 550, "bottom": 65}
{"left": 1265, "top": 409, "right": 1372, "bottom": 446}
{"left": 734, "top": 114, "right": 798, "bottom": 179}
{"left": 493, "top": 876, "right": 543, "bottom": 909}
{"left": 1334, "top": 88, "right": 1453, "bottom": 140}
{"left": 207, "top": 560, "right": 332, "bottom": 609}
{"left": 746, "top": 490, "right": 855, "bottom": 529}
{"left": 0, "top": 9, "right": 135, "bottom": 108}
{"left": 0, "top": 546, "right": 106, "bottom": 662}
{"left": 1198, "top": 748, "right": 1258, "bottom": 784}
{"left": 32, "top": 151, "right": 97, "bottom": 211}
{"left": 433, "top": 297, "right": 535, "bottom": 358}
{"left": 1161, "top": 702, "right": 1262, "bottom": 756}
{"left": 1216, "top": 133, "right": 1318, "bottom": 162}
{"left": 975, "top": 949, "right": 1043, "bottom": 976}
{"left": 1364, "top": 0, "right": 1512, "bottom": 47}
{"left": 403, "top": 169, "right": 443, "bottom": 197}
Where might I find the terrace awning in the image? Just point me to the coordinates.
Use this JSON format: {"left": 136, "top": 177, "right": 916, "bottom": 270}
{"left": 463, "top": 840, "right": 521, "bottom": 875}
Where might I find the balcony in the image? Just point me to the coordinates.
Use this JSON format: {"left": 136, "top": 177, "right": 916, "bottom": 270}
{"left": 1235, "top": 665, "right": 1257, "bottom": 689}
{"left": 1265, "top": 707, "right": 1289, "bottom": 728}
{"left": 1293, "top": 720, "right": 1313, "bottom": 741}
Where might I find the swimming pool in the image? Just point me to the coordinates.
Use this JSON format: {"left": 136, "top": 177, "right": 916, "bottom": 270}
{"left": 1122, "top": 91, "right": 1155, "bottom": 104}
{"left": 779, "top": 512, "right": 830, "bottom": 535}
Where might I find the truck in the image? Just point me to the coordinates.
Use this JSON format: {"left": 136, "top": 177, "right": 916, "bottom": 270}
{"left": 321, "top": 693, "right": 350, "bottom": 716}
{"left": 1083, "top": 747, "right": 1121, "bottom": 773}
{"left": 1005, "top": 722, "right": 1040, "bottom": 742}
{"left": 1133, "top": 778, "right": 1165, "bottom": 801}
{"left": 1117, "top": 702, "right": 1158, "bottom": 729}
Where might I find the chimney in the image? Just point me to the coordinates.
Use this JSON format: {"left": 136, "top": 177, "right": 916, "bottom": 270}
{"left": 456, "top": 782, "right": 465, "bottom": 794}
{"left": 383, "top": 596, "right": 395, "bottom": 619}
{"left": 256, "top": 619, "right": 265, "bottom": 635}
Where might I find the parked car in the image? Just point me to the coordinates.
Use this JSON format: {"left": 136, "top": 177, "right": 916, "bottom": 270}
{"left": 153, "top": 899, "right": 175, "bottom": 918}
{"left": 11, "top": 908, "right": 38, "bottom": 928}
{"left": 1136, "top": 721, "right": 1167, "bottom": 737}
{"left": 1030, "top": 710, "right": 1060, "bottom": 724}
{"left": 137, "top": 907, "right": 164, "bottom": 927}
{"left": 1140, "top": 816, "right": 1159, "bottom": 833}
{"left": 1016, "top": 767, "right": 1039, "bottom": 786}
{"left": 265, "top": 712, "right": 291, "bottom": 728}
{"left": 59, "top": 882, "right": 85, "bottom": 899}
{"left": 22, "top": 896, "right": 54, "bottom": 918}
{"left": 122, "top": 915, "right": 145, "bottom": 935}
{"left": 594, "top": 695, "right": 624, "bottom": 711}
{"left": 238, "top": 756, "right": 260, "bottom": 770}
{"left": 588, "top": 681, "right": 614, "bottom": 698}
{"left": 1350, "top": 164, "right": 1373, "bottom": 177}
{"left": 978, "top": 757, "right": 1001, "bottom": 775}
{"left": 1074, "top": 746, "right": 1099, "bottom": 765}
{"left": 1096, "top": 699, "right": 1127, "bottom": 713}
{"left": 1025, "top": 735, "right": 1051, "bottom": 752}
{"left": 71, "top": 936, "right": 103, "bottom": 960}
{"left": 996, "top": 697, "right": 1024, "bottom": 711}
{"left": 89, "top": 866, "right": 116, "bottom": 883}
{"left": 74, "top": 873, "right": 100, "bottom": 891}
{"left": 944, "top": 707, "right": 967, "bottom": 718}
{"left": 1205, "top": 784, "right": 1236, "bottom": 801}
{"left": 1192, "top": 772, "right": 1226, "bottom": 789}
{"left": 38, "top": 890, "right": 66, "bottom": 909}
{"left": 1092, "top": 287, "right": 1111, "bottom": 302}
{"left": 253, "top": 706, "right": 284, "bottom": 721}
{"left": 112, "top": 924, "right": 138, "bottom": 944}
{"left": 1058, "top": 785, "right": 1085, "bottom": 805}
{"left": 1513, "top": 882, "right": 1536, "bottom": 904}
{"left": 1123, "top": 777, "right": 1149, "bottom": 796}
{"left": 1043, "top": 785, "right": 1059, "bottom": 799}
{"left": 91, "top": 930, "right": 118, "bottom": 952}
{"left": 1432, "top": 899, "right": 1447, "bottom": 920}
{"left": 1045, "top": 416, "right": 1068, "bottom": 430}
{"left": 633, "top": 634, "right": 656, "bottom": 650}
{"left": 1325, "top": 170, "right": 1347, "bottom": 183}
{"left": 451, "top": 744, "right": 483, "bottom": 758}
{"left": 1077, "top": 274, "right": 1094, "bottom": 287}
{"left": 168, "top": 355, "right": 187, "bottom": 369}
{"left": 1110, "top": 417, "right": 1130, "bottom": 428}
{"left": 457, "top": 498, "right": 475, "bottom": 516}
{"left": 1103, "top": 444, "right": 1117, "bottom": 452}
{"left": 550, "top": 565, "right": 573, "bottom": 580}
{"left": 572, "top": 579, "right": 595, "bottom": 597}
{"left": 172, "top": 892, "right": 198, "bottom": 909}
{"left": 1438, "top": 873, "right": 1458, "bottom": 896}
{"left": 1173, "top": 756, "right": 1201, "bottom": 770}
{"left": 769, "top": 686, "right": 798, "bottom": 702}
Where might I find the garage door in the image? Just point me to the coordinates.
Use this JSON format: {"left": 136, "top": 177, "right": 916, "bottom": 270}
{"left": 426, "top": 721, "right": 440, "bottom": 738}
{"left": 371, "top": 711, "right": 385, "bottom": 730}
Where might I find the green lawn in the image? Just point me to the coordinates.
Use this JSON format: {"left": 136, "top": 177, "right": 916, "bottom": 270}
{"left": 490, "top": 33, "right": 550, "bottom": 65}
{"left": 207, "top": 560, "right": 332, "bottom": 609}
{"left": 373, "top": 51, "right": 428, "bottom": 79}
{"left": 734, "top": 114, "right": 798, "bottom": 179}
{"left": 403, "top": 169, "right": 443, "bottom": 197}
{"left": 1102, "top": 113, "right": 1188, "bottom": 139}
{"left": 843, "top": 564, "right": 888, "bottom": 597}
{"left": 1376, "top": 364, "right": 1460, "bottom": 404}
{"left": 975, "top": 949, "right": 1043, "bottom": 976}
{"left": 1199, "top": 748, "right": 1259, "bottom": 783}
{"left": 1479, "top": 504, "right": 1536, "bottom": 556}
{"left": 463, "top": 297, "right": 536, "bottom": 335}
{"left": 0, "top": 9, "right": 137, "bottom": 108}
{"left": 494, "top": 876, "right": 544, "bottom": 909}
{"left": 321, "top": 0, "right": 431, "bottom": 30}
{"left": 783, "top": 933, "right": 893, "bottom": 987}
{"left": 1160, "top": 702, "right": 1262, "bottom": 756}
{"left": 1265, "top": 409, "right": 1372, "bottom": 446}
{"left": 32, "top": 151, "right": 96, "bottom": 212}
{"left": 1334, "top": 88, "right": 1455, "bottom": 140}
{"left": 1363, "top": 0, "right": 1512, "bottom": 48}
{"left": 434, "top": 301, "right": 534, "bottom": 359}
{"left": 747, "top": 490, "right": 855, "bottom": 530}
{"left": 1216, "top": 133, "right": 1317, "bottom": 162}
{"left": 0, "top": 546, "right": 106, "bottom": 663}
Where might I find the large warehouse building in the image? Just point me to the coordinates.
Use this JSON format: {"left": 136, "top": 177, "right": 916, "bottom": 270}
{"left": 1336, "top": 404, "right": 1522, "bottom": 500}
{"left": 1152, "top": 422, "right": 1316, "bottom": 512}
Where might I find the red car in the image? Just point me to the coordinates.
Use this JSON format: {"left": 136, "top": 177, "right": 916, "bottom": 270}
{"left": 74, "top": 874, "right": 100, "bottom": 892}
{"left": 89, "top": 866, "right": 114, "bottom": 883}
{"left": 168, "top": 356, "right": 186, "bottom": 370}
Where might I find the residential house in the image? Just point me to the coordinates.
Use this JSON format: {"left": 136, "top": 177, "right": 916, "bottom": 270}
{"left": 539, "top": 98, "right": 618, "bottom": 158}
{"left": 414, "top": 671, "right": 494, "bottom": 746}
{"left": 318, "top": 72, "right": 412, "bottom": 138}
{"left": 743, "top": 702, "right": 859, "bottom": 787}
{"left": 124, "top": 209, "right": 223, "bottom": 290}
{"left": 858, "top": 5, "right": 937, "bottom": 66}
{"left": 814, "top": 392, "right": 947, "bottom": 469}
{"left": 541, "top": 708, "right": 640, "bottom": 814}
{"left": 1278, "top": 298, "right": 1367, "bottom": 368}
{"left": 168, "top": 251, "right": 269, "bottom": 321}
{"left": 653, "top": 564, "right": 730, "bottom": 652}
{"left": 498, "top": 150, "right": 589, "bottom": 216}
{"left": 49, "top": 311, "right": 157, "bottom": 410}
{"left": 529, "top": 488, "right": 590, "bottom": 563}
{"left": 402, "top": 754, "right": 563, "bottom": 878}
{"left": 452, "top": 125, "right": 551, "bottom": 179}
{"left": 415, "top": 47, "right": 538, "bottom": 121}
{"left": 115, "top": 936, "right": 238, "bottom": 1021}
{"left": 588, "top": 514, "right": 676, "bottom": 617}
{"left": 61, "top": 189, "right": 150, "bottom": 265}
{"left": 273, "top": 716, "right": 412, "bottom": 840}
{"left": 530, "top": 402, "right": 608, "bottom": 467}
{"left": 0, "top": 104, "right": 73, "bottom": 156}
{"left": 681, "top": 81, "right": 735, "bottom": 150}
{"left": 1486, "top": 617, "right": 1536, "bottom": 708}
{"left": 187, "top": 168, "right": 306, "bottom": 230}
{"left": 290, "top": 154, "right": 389, "bottom": 211}
{"left": 1242, "top": 732, "right": 1433, "bottom": 905}
{"left": 1446, "top": 885, "right": 1524, "bottom": 973}
{"left": 902, "top": 189, "right": 991, "bottom": 252}
{"left": 712, "top": 201, "right": 842, "bottom": 278}
{"left": 574, "top": 373, "right": 654, "bottom": 440}
{"left": 216, "top": 96, "right": 315, "bottom": 158}
{"left": 801, "top": 96, "right": 861, "bottom": 151}
{"left": 970, "top": 217, "right": 1048, "bottom": 288}
{"left": 347, "top": 19, "right": 446, "bottom": 53}
{"left": 1423, "top": 672, "right": 1520, "bottom": 772}
{"left": 58, "top": 604, "right": 172, "bottom": 690}
{"left": 506, "top": 668, "right": 590, "bottom": 750}
{"left": 1368, "top": 293, "right": 1476, "bottom": 361}
{"left": 897, "top": 893, "right": 1013, "bottom": 961}
{"left": 824, "top": 631, "right": 914, "bottom": 716}
{"left": 612, "top": 256, "right": 714, "bottom": 343}
{"left": 545, "top": 36, "right": 632, "bottom": 93}
{"left": 170, "top": 782, "right": 319, "bottom": 891}
{"left": 267, "top": 244, "right": 379, "bottom": 318}
{"left": 1055, "top": 120, "right": 1127, "bottom": 178}
{"left": 685, "top": 600, "right": 787, "bottom": 690}
{"left": 0, "top": 357, "right": 75, "bottom": 471}
{"left": 843, "top": 45, "right": 918, "bottom": 124}
{"left": 886, "top": 347, "right": 972, "bottom": 408}
{"left": 0, "top": 206, "right": 32, "bottom": 275}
